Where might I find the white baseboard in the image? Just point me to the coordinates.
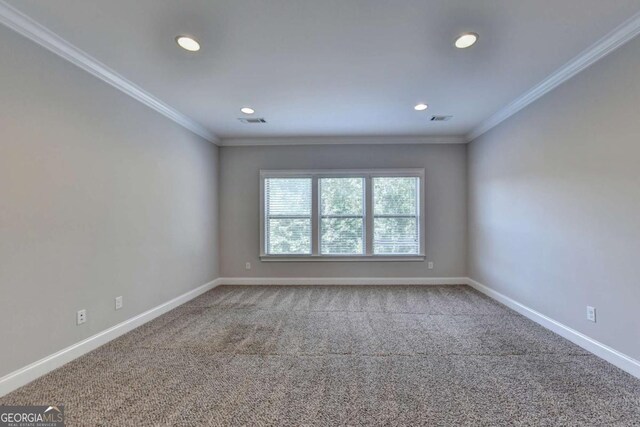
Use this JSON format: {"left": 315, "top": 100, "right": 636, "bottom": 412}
{"left": 467, "top": 278, "right": 640, "bottom": 380}
{"left": 0, "top": 276, "right": 458, "bottom": 397}
{"left": 3, "top": 276, "right": 637, "bottom": 397}
{"left": 217, "top": 277, "right": 467, "bottom": 286}
{"left": 0, "top": 278, "right": 223, "bottom": 397}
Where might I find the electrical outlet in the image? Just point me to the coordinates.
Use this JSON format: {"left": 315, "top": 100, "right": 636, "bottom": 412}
{"left": 245, "top": 262, "right": 251, "bottom": 270}
{"left": 77, "top": 309, "right": 87, "bottom": 325}
{"left": 428, "top": 261, "right": 434, "bottom": 270}
{"left": 115, "top": 296, "right": 123, "bottom": 310}
{"left": 586, "top": 306, "right": 596, "bottom": 322}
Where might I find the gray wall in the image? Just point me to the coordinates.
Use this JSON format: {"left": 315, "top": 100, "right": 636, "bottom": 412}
{"left": 0, "top": 26, "right": 219, "bottom": 376}
{"left": 468, "top": 37, "right": 640, "bottom": 361}
{"left": 219, "top": 144, "right": 467, "bottom": 278}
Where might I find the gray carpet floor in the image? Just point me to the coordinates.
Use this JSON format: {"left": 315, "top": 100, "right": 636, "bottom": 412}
{"left": 2, "top": 285, "right": 640, "bottom": 426}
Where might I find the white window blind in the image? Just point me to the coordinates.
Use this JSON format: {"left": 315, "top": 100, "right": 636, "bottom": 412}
{"left": 261, "top": 169, "right": 424, "bottom": 260}
{"left": 264, "top": 178, "right": 312, "bottom": 255}
{"left": 319, "top": 177, "right": 365, "bottom": 255}
{"left": 373, "top": 177, "right": 420, "bottom": 254}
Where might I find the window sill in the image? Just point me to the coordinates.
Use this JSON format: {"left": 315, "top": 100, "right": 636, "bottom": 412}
{"left": 260, "top": 255, "right": 426, "bottom": 262}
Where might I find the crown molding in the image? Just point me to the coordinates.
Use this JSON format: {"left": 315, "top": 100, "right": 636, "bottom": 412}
{"left": 4, "top": 0, "right": 639, "bottom": 147}
{"left": 220, "top": 135, "right": 466, "bottom": 147}
{"left": 466, "top": 10, "right": 640, "bottom": 142}
{"left": 0, "top": 1, "right": 219, "bottom": 144}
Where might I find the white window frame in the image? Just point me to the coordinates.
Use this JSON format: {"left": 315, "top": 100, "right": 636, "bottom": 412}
{"left": 260, "top": 168, "right": 425, "bottom": 262}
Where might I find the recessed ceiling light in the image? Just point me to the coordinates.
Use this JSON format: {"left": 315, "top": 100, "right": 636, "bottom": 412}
{"left": 455, "top": 32, "right": 478, "bottom": 49}
{"left": 240, "top": 107, "right": 255, "bottom": 115}
{"left": 175, "top": 35, "right": 200, "bottom": 52}
{"left": 414, "top": 103, "right": 428, "bottom": 111}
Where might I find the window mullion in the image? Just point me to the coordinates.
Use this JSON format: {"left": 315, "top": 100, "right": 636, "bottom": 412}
{"left": 365, "top": 175, "right": 373, "bottom": 256}
{"left": 312, "top": 175, "right": 320, "bottom": 256}
{"left": 418, "top": 178, "right": 424, "bottom": 254}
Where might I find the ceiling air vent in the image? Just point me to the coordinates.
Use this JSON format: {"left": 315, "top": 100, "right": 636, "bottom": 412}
{"left": 238, "top": 118, "right": 267, "bottom": 124}
{"left": 430, "top": 115, "right": 452, "bottom": 122}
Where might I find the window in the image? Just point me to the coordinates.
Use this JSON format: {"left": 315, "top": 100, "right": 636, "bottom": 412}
{"left": 373, "top": 177, "right": 420, "bottom": 254}
{"left": 260, "top": 169, "right": 424, "bottom": 260}
{"left": 264, "top": 177, "right": 312, "bottom": 255}
{"left": 320, "top": 177, "right": 365, "bottom": 255}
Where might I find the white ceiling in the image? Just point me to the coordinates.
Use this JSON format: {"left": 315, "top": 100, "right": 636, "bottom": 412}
{"left": 5, "top": 0, "right": 640, "bottom": 141}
